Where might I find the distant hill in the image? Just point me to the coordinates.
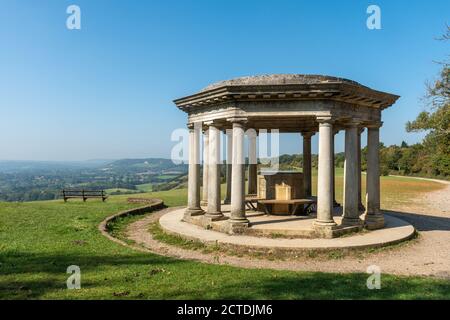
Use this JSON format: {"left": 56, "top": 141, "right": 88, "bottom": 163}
{"left": 103, "top": 158, "right": 187, "bottom": 174}
{"left": 0, "top": 158, "right": 187, "bottom": 202}
{"left": 0, "top": 159, "right": 112, "bottom": 173}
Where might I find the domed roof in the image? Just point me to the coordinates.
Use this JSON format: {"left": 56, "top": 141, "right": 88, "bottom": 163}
{"left": 201, "top": 74, "right": 365, "bottom": 92}
{"left": 173, "top": 73, "right": 399, "bottom": 113}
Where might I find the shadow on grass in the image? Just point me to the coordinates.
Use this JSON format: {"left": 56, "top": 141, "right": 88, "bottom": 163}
{"left": 0, "top": 250, "right": 181, "bottom": 276}
{"left": 1, "top": 251, "right": 449, "bottom": 299}
{"left": 211, "top": 274, "right": 450, "bottom": 300}
{"left": 0, "top": 250, "right": 183, "bottom": 299}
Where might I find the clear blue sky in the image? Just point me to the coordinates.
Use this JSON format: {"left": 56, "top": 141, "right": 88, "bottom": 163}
{"left": 0, "top": 0, "right": 448, "bottom": 161}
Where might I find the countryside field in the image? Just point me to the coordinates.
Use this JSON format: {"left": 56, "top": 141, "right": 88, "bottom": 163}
{"left": 0, "top": 172, "right": 448, "bottom": 299}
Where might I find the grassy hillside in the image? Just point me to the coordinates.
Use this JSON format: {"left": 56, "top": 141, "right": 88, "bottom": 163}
{"left": 0, "top": 173, "right": 448, "bottom": 299}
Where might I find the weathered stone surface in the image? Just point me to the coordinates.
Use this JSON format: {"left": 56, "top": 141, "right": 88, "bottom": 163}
{"left": 205, "top": 124, "right": 223, "bottom": 219}
{"left": 185, "top": 125, "right": 203, "bottom": 218}
{"left": 201, "top": 74, "right": 367, "bottom": 92}
{"left": 315, "top": 118, "right": 337, "bottom": 229}
{"left": 229, "top": 120, "right": 248, "bottom": 226}
{"left": 342, "top": 122, "right": 363, "bottom": 227}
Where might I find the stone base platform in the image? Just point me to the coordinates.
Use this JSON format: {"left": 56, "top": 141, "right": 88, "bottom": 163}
{"left": 185, "top": 204, "right": 371, "bottom": 238}
{"left": 185, "top": 205, "right": 363, "bottom": 238}
{"left": 160, "top": 206, "right": 415, "bottom": 251}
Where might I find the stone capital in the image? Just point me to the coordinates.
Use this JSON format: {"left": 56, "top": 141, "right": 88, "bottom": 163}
{"left": 227, "top": 117, "right": 248, "bottom": 128}
{"left": 301, "top": 131, "right": 315, "bottom": 139}
{"left": 344, "top": 118, "right": 363, "bottom": 128}
{"left": 204, "top": 120, "right": 220, "bottom": 128}
{"left": 187, "top": 122, "right": 202, "bottom": 131}
{"left": 366, "top": 121, "right": 383, "bottom": 129}
{"left": 316, "top": 116, "right": 335, "bottom": 124}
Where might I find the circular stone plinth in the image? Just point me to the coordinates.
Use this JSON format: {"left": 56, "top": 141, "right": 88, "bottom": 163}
{"left": 159, "top": 208, "right": 415, "bottom": 251}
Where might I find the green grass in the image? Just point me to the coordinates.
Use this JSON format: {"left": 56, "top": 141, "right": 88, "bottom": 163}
{"left": 136, "top": 183, "right": 153, "bottom": 192}
{"left": 310, "top": 169, "right": 443, "bottom": 209}
{"left": 149, "top": 222, "right": 218, "bottom": 253}
{"left": 156, "top": 174, "right": 178, "bottom": 180}
{"left": 105, "top": 188, "right": 142, "bottom": 194}
{"left": 0, "top": 174, "right": 448, "bottom": 299}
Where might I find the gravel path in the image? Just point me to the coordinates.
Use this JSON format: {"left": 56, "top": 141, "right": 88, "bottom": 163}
{"left": 125, "top": 179, "right": 450, "bottom": 278}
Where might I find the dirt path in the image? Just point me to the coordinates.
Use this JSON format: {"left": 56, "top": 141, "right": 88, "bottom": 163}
{"left": 126, "top": 179, "right": 450, "bottom": 278}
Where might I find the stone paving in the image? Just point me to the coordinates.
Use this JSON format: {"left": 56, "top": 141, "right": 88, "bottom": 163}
{"left": 159, "top": 206, "right": 415, "bottom": 250}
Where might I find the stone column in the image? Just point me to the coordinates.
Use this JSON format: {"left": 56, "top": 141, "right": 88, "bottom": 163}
{"left": 342, "top": 122, "right": 362, "bottom": 227}
{"left": 332, "top": 130, "right": 340, "bottom": 207}
{"left": 314, "top": 117, "right": 337, "bottom": 236}
{"left": 185, "top": 123, "right": 204, "bottom": 218}
{"left": 301, "top": 132, "right": 314, "bottom": 198}
{"left": 205, "top": 122, "right": 223, "bottom": 220}
{"left": 247, "top": 130, "right": 258, "bottom": 195}
{"left": 224, "top": 130, "right": 233, "bottom": 204}
{"left": 201, "top": 129, "right": 209, "bottom": 206}
{"left": 364, "top": 123, "right": 384, "bottom": 229}
{"left": 229, "top": 119, "right": 249, "bottom": 232}
{"left": 357, "top": 128, "right": 365, "bottom": 211}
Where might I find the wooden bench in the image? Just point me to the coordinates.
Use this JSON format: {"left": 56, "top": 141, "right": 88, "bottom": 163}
{"left": 61, "top": 189, "right": 108, "bottom": 202}
{"left": 258, "top": 198, "right": 315, "bottom": 215}
{"left": 244, "top": 194, "right": 262, "bottom": 210}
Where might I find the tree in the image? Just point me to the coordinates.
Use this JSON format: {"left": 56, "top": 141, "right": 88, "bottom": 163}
{"left": 406, "top": 26, "right": 450, "bottom": 177}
